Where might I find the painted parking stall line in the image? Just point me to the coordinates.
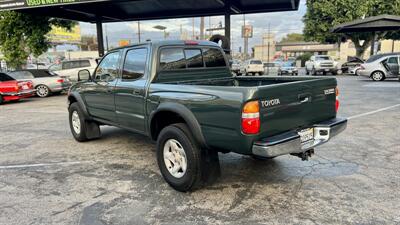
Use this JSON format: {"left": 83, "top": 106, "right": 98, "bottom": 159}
{"left": 348, "top": 104, "right": 400, "bottom": 120}
{"left": 0, "top": 161, "right": 92, "bottom": 170}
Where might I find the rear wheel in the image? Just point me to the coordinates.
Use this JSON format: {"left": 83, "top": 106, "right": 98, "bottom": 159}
{"left": 157, "top": 123, "right": 204, "bottom": 192}
{"left": 36, "top": 85, "right": 50, "bottom": 97}
{"left": 0, "top": 95, "right": 3, "bottom": 104}
{"left": 371, "top": 71, "right": 385, "bottom": 81}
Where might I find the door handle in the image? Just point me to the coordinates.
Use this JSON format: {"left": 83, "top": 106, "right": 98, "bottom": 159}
{"left": 133, "top": 90, "right": 141, "bottom": 95}
{"left": 300, "top": 97, "right": 309, "bottom": 103}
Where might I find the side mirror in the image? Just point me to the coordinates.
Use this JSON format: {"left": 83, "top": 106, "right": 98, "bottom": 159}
{"left": 78, "top": 69, "right": 91, "bottom": 82}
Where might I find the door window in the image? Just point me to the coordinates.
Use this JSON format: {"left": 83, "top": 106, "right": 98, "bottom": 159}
{"left": 94, "top": 51, "right": 120, "bottom": 82}
{"left": 387, "top": 57, "right": 398, "bottom": 64}
{"left": 9, "top": 71, "right": 34, "bottom": 80}
{"left": 122, "top": 48, "right": 148, "bottom": 81}
{"left": 79, "top": 60, "right": 91, "bottom": 68}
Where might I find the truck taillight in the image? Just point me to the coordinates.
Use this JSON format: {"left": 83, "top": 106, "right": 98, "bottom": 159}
{"left": 57, "top": 79, "right": 64, "bottom": 83}
{"left": 335, "top": 87, "right": 340, "bottom": 112}
{"left": 242, "top": 101, "right": 260, "bottom": 134}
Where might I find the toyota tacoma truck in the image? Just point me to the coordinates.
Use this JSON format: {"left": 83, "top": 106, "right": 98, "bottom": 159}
{"left": 68, "top": 40, "right": 347, "bottom": 192}
{"left": 305, "top": 55, "right": 340, "bottom": 75}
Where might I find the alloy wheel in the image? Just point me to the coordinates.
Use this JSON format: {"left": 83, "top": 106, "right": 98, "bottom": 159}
{"left": 163, "top": 139, "right": 187, "bottom": 178}
{"left": 36, "top": 85, "right": 49, "bottom": 97}
{"left": 71, "top": 111, "right": 81, "bottom": 134}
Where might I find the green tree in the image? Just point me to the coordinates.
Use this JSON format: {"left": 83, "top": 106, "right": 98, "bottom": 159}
{"left": 0, "top": 11, "right": 76, "bottom": 69}
{"left": 281, "top": 33, "right": 304, "bottom": 43}
{"left": 303, "top": 0, "right": 400, "bottom": 57}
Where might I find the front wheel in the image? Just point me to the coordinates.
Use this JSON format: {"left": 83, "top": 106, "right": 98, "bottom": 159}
{"left": 36, "top": 85, "right": 50, "bottom": 98}
{"left": 156, "top": 123, "right": 220, "bottom": 192}
{"left": 69, "top": 102, "right": 90, "bottom": 142}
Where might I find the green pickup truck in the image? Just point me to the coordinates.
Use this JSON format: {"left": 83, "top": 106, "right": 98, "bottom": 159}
{"left": 68, "top": 40, "right": 347, "bottom": 192}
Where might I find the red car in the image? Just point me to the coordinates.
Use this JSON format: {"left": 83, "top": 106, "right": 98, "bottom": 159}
{"left": 0, "top": 72, "right": 35, "bottom": 104}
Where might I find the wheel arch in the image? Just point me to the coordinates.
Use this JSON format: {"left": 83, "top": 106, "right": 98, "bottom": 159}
{"left": 149, "top": 102, "right": 208, "bottom": 149}
{"left": 370, "top": 70, "right": 386, "bottom": 78}
{"left": 68, "top": 93, "right": 91, "bottom": 120}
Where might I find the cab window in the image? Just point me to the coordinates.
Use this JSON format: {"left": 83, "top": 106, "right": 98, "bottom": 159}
{"left": 94, "top": 51, "right": 120, "bottom": 82}
{"left": 122, "top": 48, "right": 148, "bottom": 80}
{"left": 159, "top": 48, "right": 186, "bottom": 70}
{"left": 185, "top": 49, "right": 204, "bottom": 68}
{"left": 203, "top": 48, "right": 226, "bottom": 67}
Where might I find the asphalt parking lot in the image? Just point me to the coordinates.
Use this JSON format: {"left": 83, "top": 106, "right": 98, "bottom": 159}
{"left": 0, "top": 75, "right": 399, "bottom": 225}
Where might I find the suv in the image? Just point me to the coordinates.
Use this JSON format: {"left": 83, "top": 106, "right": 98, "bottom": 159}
{"left": 358, "top": 53, "right": 400, "bottom": 81}
{"left": 49, "top": 59, "right": 97, "bottom": 82}
{"left": 305, "top": 55, "right": 339, "bottom": 75}
{"left": 68, "top": 40, "right": 346, "bottom": 191}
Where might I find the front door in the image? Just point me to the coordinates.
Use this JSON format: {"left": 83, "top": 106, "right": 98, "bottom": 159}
{"left": 386, "top": 56, "right": 399, "bottom": 77}
{"left": 114, "top": 47, "right": 149, "bottom": 133}
{"left": 83, "top": 51, "right": 121, "bottom": 122}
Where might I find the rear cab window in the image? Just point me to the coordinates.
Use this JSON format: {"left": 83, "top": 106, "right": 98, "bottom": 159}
{"left": 159, "top": 46, "right": 226, "bottom": 71}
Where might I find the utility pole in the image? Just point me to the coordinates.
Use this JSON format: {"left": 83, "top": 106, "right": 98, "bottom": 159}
{"left": 105, "top": 23, "right": 109, "bottom": 51}
{"left": 192, "top": 18, "right": 195, "bottom": 40}
{"left": 243, "top": 14, "right": 248, "bottom": 60}
{"left": 200, "top": 17, "right": 205, "bottom": 40}
{"left": 137, "top": 21, "right": 141, "bottom": 43}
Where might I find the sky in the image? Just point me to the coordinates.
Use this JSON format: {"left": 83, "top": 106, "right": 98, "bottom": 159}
{"left": 79, "top": 0, "right": 307, "bottom": 53}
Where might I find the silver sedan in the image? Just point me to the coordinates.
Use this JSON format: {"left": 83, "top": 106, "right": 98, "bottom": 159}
{"left": 8, "top": 69, "right": 72, "bottom": 97}
{"left": 358, "top": 53, "right": 400, "bottom": 81}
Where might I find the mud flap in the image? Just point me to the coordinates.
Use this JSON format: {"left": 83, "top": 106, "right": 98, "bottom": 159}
{"left": 85, "top": 121, "right": 101, "bottom": 139}
{"left": 201, "top": 149, "right": 221, "bottom": 185}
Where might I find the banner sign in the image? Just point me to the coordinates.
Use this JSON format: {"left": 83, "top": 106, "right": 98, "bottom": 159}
{"left": 242, "top": 25, "right": 253, "bottom": 38}
{"left": 0, "top": 0, "right": 104, "bottom": 10}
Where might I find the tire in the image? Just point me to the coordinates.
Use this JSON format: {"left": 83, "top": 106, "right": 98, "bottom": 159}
{"left": 311, "top": 68, "right": 316, "bottom": 76}
{"left": 371, "top": 71, "right": 385, "bottom": 81}
{"left": 36, "top": 85, "right": 50, "bottom": 98}
{"left": 0, "top": 95, "right": 3, "bottom": 104}
{"left": 69, "top": 102, "right": 90, "bottom": 142}
{"left": 156, "top": 123, "right": 208, "bottom": 192}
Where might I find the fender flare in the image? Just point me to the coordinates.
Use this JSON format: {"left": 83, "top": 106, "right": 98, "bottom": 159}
{"left": 68, "top": 92, "right": 91, "bottom": 120}
{"left": 149, "top": 102, "right": 208, "bottom": 149}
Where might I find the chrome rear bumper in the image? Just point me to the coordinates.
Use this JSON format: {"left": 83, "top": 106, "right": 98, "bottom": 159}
{"left": 252, "top": 118, "right": 347, "bottom": 158}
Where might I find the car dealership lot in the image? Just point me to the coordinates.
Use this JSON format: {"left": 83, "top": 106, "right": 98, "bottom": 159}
{"left": 0, "top": 76, "right": 399, "bottom": 225}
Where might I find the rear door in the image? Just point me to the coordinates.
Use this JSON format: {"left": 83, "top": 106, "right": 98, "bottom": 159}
{"left": 256, "top": 78, "right": 337, "bottom": 137}
{"left": 386, "top": 56, "right": 399, "bottom": 76}
{"left": 114, "top": 47, "right": 149, "bottom": 133}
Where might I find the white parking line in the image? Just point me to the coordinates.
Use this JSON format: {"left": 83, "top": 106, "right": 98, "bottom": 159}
{"left": 348, "top": 104, "right": 400, "bottom": 120}
{"left": 0, "top": 161, "right": 91, "bottom": 170}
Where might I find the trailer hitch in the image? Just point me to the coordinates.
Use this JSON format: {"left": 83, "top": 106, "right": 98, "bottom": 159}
{"left": 291, "top": 149, "right": 315, "bottom": 161}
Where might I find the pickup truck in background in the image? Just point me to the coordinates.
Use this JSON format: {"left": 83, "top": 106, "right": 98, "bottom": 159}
{"left": 68, "top": 40, "right": 347, "bottom": 192}
{"left": 305, "top": 55, "right": 340, "bottom": 75}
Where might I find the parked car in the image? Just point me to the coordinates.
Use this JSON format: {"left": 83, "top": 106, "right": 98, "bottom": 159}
{"left": 349, "top": 66, "right": 362, "bottom": 76}
{"left": 341, "top": 56, "right": 364, "bottom": 74}
{"left": 0, "top": 72, "right": 35, "bottom": 104}
{"left": 48, "top": 59, "right": 97, "bottom": 82}
{"left": 230, "top": 59, "right": 241, "bottom": 75}
{"left": 278, "top": 61, "right": 298, "bottom": 76}
{"left": 68, "top": 40, "right": 347, "bottom": 192}
{"left": 26, "top": 62, "right": 50, "bottom": 70}
{"left": 8, "top": 69, "right": 72, "bottom": 97}
{"left": 242, "top": 59, "right": 264, "bottom": 75}
{"left": 358, "top": 53, "right": 400, "bottom": 81}
{"left": 263, "top": 62, "right": 280, "bottom": 75}
{"left": 305, "top": 55, "right": 339, "bottom": 75}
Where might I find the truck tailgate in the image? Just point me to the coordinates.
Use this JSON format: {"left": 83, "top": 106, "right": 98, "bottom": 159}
{"left": 254, "top": 78, "right": 337, "bottom": 137}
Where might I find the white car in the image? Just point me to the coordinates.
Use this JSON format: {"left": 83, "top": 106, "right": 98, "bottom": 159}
{"left": 48, "top": 59, "right": 97, "bottom": 82}
{"left": 305, "top": 55, "right": 339, "bottom": 75}
{"left": 242, "top": 59, "right": 264, "bottom": 76}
